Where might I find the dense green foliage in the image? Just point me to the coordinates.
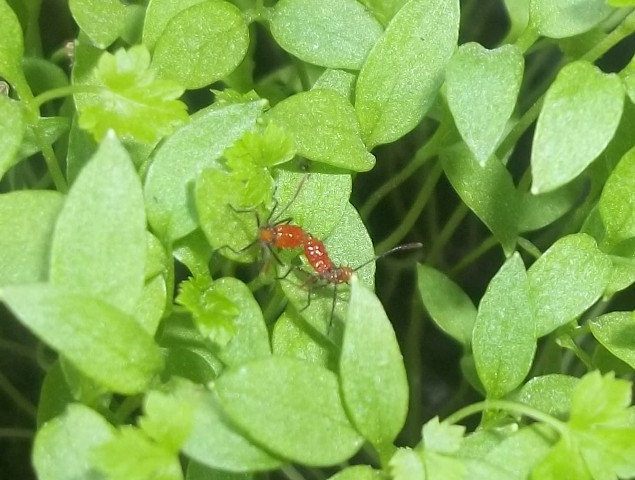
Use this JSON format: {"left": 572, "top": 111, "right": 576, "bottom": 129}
{"left": 2, "top": 0, "right": 635, "bottom": 479}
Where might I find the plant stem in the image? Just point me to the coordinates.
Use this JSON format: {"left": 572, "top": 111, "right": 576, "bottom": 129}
{"left": 425, "top": 204, "right": 469, "bottom": 266}
{"left": 581, "top": 9, "right": 635, "bottom": 63}
{"left": 0, "top": 370, "right": 37, "bottom": 419}
{"left": 449, "top": 235, "right": 499, "bottom": 275}
{"left": 31, "top": 84, "right": 104, "bottom": 110}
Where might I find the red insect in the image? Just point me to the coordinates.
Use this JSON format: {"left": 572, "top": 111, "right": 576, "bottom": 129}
{"left": 303, "top": 235, "right": 334, "bottom": 274}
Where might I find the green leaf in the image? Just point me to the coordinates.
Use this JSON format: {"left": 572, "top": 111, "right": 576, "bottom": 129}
{"left": 327, "top": 465, "right": 385, "bottom": 480}
{"left": 0, "top": 284, "right": 163, "bottom": 394}
{"left": 590, "top": 312, "right": 635, "bottom": 369}
{"left": 33, "top": 404, "right": 116, "bottom": 480}
{"left": 518, "top": 179, "right": 585, "bottom": 232}
{"left": 389, "top": 448, "right": 426, "bottom": 480}
{"left": 269, "top": 0, "right": 383, "bottom": 70}
{"left": 515, "top": 374, "right": 579, "bottom": 419}
{"left": 152, "top": 0, "right": 249, "bottom": 89}
{"left": 182, "top": 384, "right": 284, "bottom": 472}
{"left": 226, "top": 123, "right": 295, "bottom": 169}
{"left": 609, "top": 0, "right": 635, "bottom": 5}
{"left": 144, "top": 100, "right": 266, "bottom": 241}
{"left": 340, "top": 277, "right": 409, "bottom": 451}
{"left": 503, "top": 0, "right": 530, "bottom": 42}
{"left": 265, "top": 89, "right": 374, "bottom": 171}
{"left": 441, "top": 145, "right": 518, "bottom": 255}
{"left": 78, "top": 45, "right": 188, "bottom": 143}
{"left": 69, "top": 0, "right": 129, "bottom": 48}
{"left": 355, "top": 0, "right": 459, "bottom": 148}
{"left": 0, "top": 190, "right": 64, "bottom": 286}
{"left": 0, "top": 95, "right": 24, "bottom": 179}
{"left": 531, "top": 61, "right": 624, "bottom": 194}
{"left": 529, "top": 0, "right": 612, "bottom": 39}
{"left": 37, "top": 361, "right": 75, "bottom": 427}
{"left": 313, "top": 69, "right": 356, "bottom": 99}
{"left": 473, "top": 253, "right": 535, "bottom": 398}
{"left": 417, "top": 264, "right": 476, "bottom": 346}
{"left": 140, "top": 389, "right": 195, "bottom": 453}
{"left": 143, "top": 0, "right": 208, "bottom": 51}
{"left": 531, "top": 438, "right": 592, "bottom": 480}
{"left": 0, "top": 0, "right": 30, "bottom": 93}
{"left": 271, "top": 310, "right": 332, "bottom": 367}
{"left": 422, "top": 417, "right": 465, "bottom": 454}
{"left": 215, "top": 356, "right": 364, "bottom": 466}
{"left": 17, "top": 116, "right": 70, "bottom": 161}
{"left": 187, "top": 461, "right": 253, "bottom": 480}
{"left": 50, "top": 133, "right": 146, "bottom": 316}
{"left": 358, "top": 0, "right": 408, "bottom": 26}
{"left": 92, "top": 427, "right": 183, "bottom": 480}
{"left": 527, "top": 233, "right": 611, "bottom": 337}
{"left": 599, "top": 147, "right": 635, "bottom": 248}
{"left": 445, "top": 43, "right": 524, "bottom": 165}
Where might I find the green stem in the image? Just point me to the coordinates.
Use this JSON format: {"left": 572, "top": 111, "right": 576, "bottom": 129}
{"left": 360, "top": 120, "right": 449, "bottom": 219}
{"left": 0, "top": 370, "right": 37, "bottom": 419}
{"left": 581, "top": 9, "right": 635, "bottom": 63}
{"left": 374, "top": 160, "right": 443, "bottom": 255}
{"left": 31, "top": 84, "right": 104, "bottom": 110}
{"left": 112, "top": 395, "right": 143, "bottom": 425}
{"left": 449, "top": 235, "right": 499, "bottom": 275}
{"left": 425, "top": 203, "right": 469, "bottom": 266}
{"left": 443, "top": 399, "right": 568, "bottom": 436}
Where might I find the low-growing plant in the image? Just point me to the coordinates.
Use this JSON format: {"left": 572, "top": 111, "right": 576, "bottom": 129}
{"left": 2, "top": 0, "right": 635, "bottom": 479}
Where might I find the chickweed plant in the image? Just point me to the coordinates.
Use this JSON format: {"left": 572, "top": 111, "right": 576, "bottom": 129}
{"left": 2, "top": 0, "right": 635, "bottom": 479}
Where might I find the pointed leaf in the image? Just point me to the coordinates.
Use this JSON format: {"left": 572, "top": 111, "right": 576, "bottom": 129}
{"left": 0, "top": 191, "right": 64, "bottom": 286}
{"left": 33, "top": 404, "right": 116, "bottom": 480}
{"left": 340, "top": 277, "right": 409, "bottom": 450}
{"left": 527, "top": 233, "right": 611, "bottom": 337}
{"left": 144, "top": 100, "right": 266, "bottom": 241}
{"left": 0, "top": 284, "right": 163, "bottom": 394}
{"left": 599, "top": 146, "right": 635, "bottom": 247}
{"left": 590, "top": 312, "right": 635, "bottom": 369}
{"left": 441, "top": 145, "right": 518, "bottom": 254}
{"left": 153, "top": 0, "right": 249, "bottom": 89}
{"left": 531, "top": 61, "right": 624, "bottom": 194}
{"left": 270, "top": 0, "right": 383, "bottom": 70}
{"left": 518, "top": 179, "right": 584, "bottom": 232}
{"left": 265, "top": 89, "right": 375, "bottom": 171}
{"left": 446, "top": 43, "right": 524, "bottom": 165}
{"left": 529, "top": 0, "right": 612, "bottom": 39}
{"left": 417, "top": 264, "right": 476, "bottom": 346}
{"left": 215, "top": 356, "right": 363, "bottom": 466}
{"left": 355, "top": 0, "right": 459, "bottom": 147}
{"left": 473, "top": 253, "right": 535, "bottom": 398}
{"left": 50, "top": 133, "right": 146, "bottom": 316}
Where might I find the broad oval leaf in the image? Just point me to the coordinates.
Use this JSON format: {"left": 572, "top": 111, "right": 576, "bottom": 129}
{"left": 0, "top": 190, "right": 64, "bottom": 286}
{"left": 69, "top": 0, "right": 129, "bottom": 48}
{"left": 355, "top": 0, "right": 459, "bottom": 148}
{"left": 590, "top": 311, "right": 635, "bottom": 369}
{"left": 33, "top": 404, "right": 116, "bottom": 480}
{"left": 313, "top": 69, "right": 356, "bottom": 99}
{"left": 265, "top": 89, "right": 375, "bottom": 171}
{"left": 441, "top": 145, "right": 518, "bottom": 255}
{"left": 445, "top": 43, "right": 524, "bottom": 165}
{"left": 340, "top": 277, "right": 408, "bottom": 450}
{"left": 515, "top": 374, "right": 579, "bottom": 419}
{"left": 144, "top": 100, "right": 266, "bottom": 241}
{"left": 270, "top": 0, "right": 383, "bottom": 70}
{"left": 599, "top": 147, "right": 635, "bottom": 248}
{"left": 143, "top": 0, "right": 208, "bottom": 50}
{"left": 518, "top": 179, "right": 585, "bottom": 232}
{"left": 0, "top": 0, "right": 27, "bottom": 89}
{"left": 0, "top": 284, "right": 163, "bottom": 394}
{"left": 215, "top": 356, "right": 364, "bottom": 466}
{"left": 50, "top": 133, "right": 146, "bottom": 316}
{"left": 531, "top": 61, "right": 624, "bottom": 194}
{"left": 473, "top": 253, "right": 535, "bottom": 398}
{"left": 0, "top": 96, "right": 24, "bottom": 179}
{"left": 153, "top": 0, "right": 249, "bottom": 89}
{"left": 417, "top": 264, "right": 476, "bottom": 346}
{"left": 272, "top": 310, "right": 331, "bottom": 367}
{"left": 529, "top": 0, "right": 612, "bottom": 39}
{"left": 528, "top": 233, "right": 611, "bottom": 337}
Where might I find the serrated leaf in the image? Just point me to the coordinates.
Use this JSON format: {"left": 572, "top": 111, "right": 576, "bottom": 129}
{"left": 50, "top": 133, "right": 146, "bottom": 316}
{"left": 441, "top": 145, "right": 518, "bottom": 254}
{"left": 531, "top": 61, "right": 624, "bottom": 194}
{"left": 69, "top": 0, "right": 129, "bottom": 48}
{"left": 355, "top": 0, "right": 459, "bottom": 147}
{"left": 215, "top": 356, "right": 364, "bottom": 466}
{"left": 0, "top": 284, "right": 163, "bottom": 394}
{"left": 93, "top": 427, "right": 182, "bottom": 480}
{"left": 144, "top": 100, "right": 266, "bottom": 241}
{"left": 0, "top": 95, "right": 24, "bottom": 179}
{"left": 270, "top": 0, "right": 383, "bottom": 70}
{"left": 599, "top": 147, "right": 635, "bottom": 248}
{"left": 422, "top": 417, "right": 465, "bottom": 454}
{"left": 445, "top": 43, "right": 524, "bottom": 165}
{"left": 0, "top": 190, "right": 64, "bottom": 286}
{"left": 473, "top": 253, "right": 535, "bottom": 398}
{"left": 226, "top": 123, "right": 295, "bottom": 169}
{"left": 529, "top": 0, "right": 612, "bottom": 39}
{"left": 340, "top": 277, "right": 409, "bottom": 451}
{"left": 33, "top": 404, "right": 116, "bottom": 480}
{"left": 143, "top": 0, "right": 208, "bottom": 50}
{"left": 515, "top": 374, "right": 579, "bottom": 419}
{"left": 417, "top": 264, "right": 476, "bottom": 346}
{"left": 590, "top": 312, "right": 635, "bottom": 369}
{"left": 389, "top": 448, "right": 426, "bottom": 480}
{"left": 527, "top": 233, "right": 611, "bottom": 337}
{"left": 265, "top": 89, "right": 375, "bottom": 171}
{"left": 153, "top": 0, "right": 249, "bottom": 89}
{"left": 78, "top": 45, "right": 188, "bottom": 143}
